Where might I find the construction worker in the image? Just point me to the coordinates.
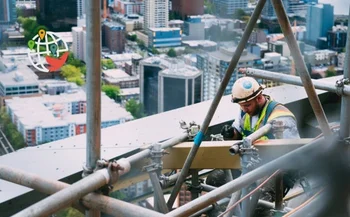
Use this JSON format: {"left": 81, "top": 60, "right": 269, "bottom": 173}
{"left": 221, "top": 71, "right": 300, "bottom": 140}
{"left": 206, "top": 71, "right": 301, "bottom": 213}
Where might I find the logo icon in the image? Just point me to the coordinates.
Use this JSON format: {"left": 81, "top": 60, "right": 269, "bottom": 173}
{"left": 27, "top": 28, "right": 69, "bottom": 72}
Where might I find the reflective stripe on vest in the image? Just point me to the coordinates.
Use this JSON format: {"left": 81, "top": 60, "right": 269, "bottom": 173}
{"left": 241, "top": 101, "right": 295, "bottom": 139}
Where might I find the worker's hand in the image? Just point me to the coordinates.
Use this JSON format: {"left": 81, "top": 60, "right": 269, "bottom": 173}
{"left": 238, "top": 67, "right": 247, "bottom": 74}
{"left": 221, "top": 125, "right": 235, "bottom": 139}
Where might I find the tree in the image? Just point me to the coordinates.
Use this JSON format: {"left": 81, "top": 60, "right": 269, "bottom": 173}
{"left": 233, "top": 9, "right": 246, "bottom": 20}
{"left": 125, "top": 99, "right": 145, "bottom": 119}
{"left": 102, "top": 59, "right": 116, "bottom": 69}
{"left": 102, "top": 85, "right": 120, "bottom": 101}
{"left": 167, "top": 48, "right": 177, "bottom": 57}
{"left": 151, "top": 47, "right": 160, "bottom": 55}
{"left": 325, "top": 66, "right": 337, "bottom": 77}
{"left": 67, "top": 52, "right": 84, "bottom": 68}
{"left": 60, "top": 65, "right": 85, "bottom": 86}
{"left": 0, "top": 108, "right": 26, "bottom": 150}
{"left": 129, "top": 34, "right": 137, "bottom": 41}
{"left": 137, "top": 39, "right": 146, "bottom": 50}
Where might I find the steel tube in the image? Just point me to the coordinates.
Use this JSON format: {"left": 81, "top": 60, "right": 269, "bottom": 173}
{"left": 12, "top": 169, "right": 111, "bottom": 217}
{"left": 244, "top": 68, "right": 350, "bottom": 96}
{"left": 241, "top": 123, "right": 272, "bottom": 217}
{"left": 275, "top": 173, "right": 284, "bottom": 210}
{"left": 86, "top": 0, "right": 101, "bottom": 215}
{"left": 165, "top": 137, "right": 329, "bottom": 217}
{"left": 149, "top": 171, "right": 169, "bottom": 213}
{"left": 339, "top": 7, "right": 350, "bottom": 138}
{"left": 0, "top": 165, "right": 166, "bottom": 217}
{"left": 167, "top": 0, "right": 268, "bottom": 208}
{"left": 271, "top": 0, "right": 332, "bottom": 137}
{"left": 189, "top": 198, "right": 230, "bottom": 217}
{"left": 127, "top": 133, "right": 188, "bottom": 165}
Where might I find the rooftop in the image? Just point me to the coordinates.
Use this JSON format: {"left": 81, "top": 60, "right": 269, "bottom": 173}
{"left": 148, "top": 27, "right": 181, "bottom": 32}
{"left": 5, "top": 91, "right": 132, "bottom": 129}
{"left": 210, "top": 47, "right": 260, "bottom": 62}
{"left": 182, "top": 40, "right": 217, "bottom": 47}
{"left": 103, "top": 53, "right": 143, "bottom": 62}
{"left": 102, "top": 69, "right": 130, "bottom": 79}
{"left": 0, "top": 57, "right": 39, "bottom": 87}
{"left": 160, "top": 65, "right": 202, "bottom": 78}
{"left": 120, "top": 87, "right": 140, "bottom": 96}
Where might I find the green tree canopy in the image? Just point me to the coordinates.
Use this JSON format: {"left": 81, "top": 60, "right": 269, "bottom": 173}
{"left": 233, "top": 9, "right": 246, "bottom": 20}
{"left": 0, "top": 108, "right": 26, "bottom": 150}
{"left": 125, "top": 99, "right": 145, "bottom": 119}
{"left": 102, "top": 85, "right": 120, "bottom": 100}
{"left": 137, "top": 39, "right": 146, "bottom": 50}
{"left": 102, "top": 59, "right": 116, "bottom": 69}
{"left": 151, "top": 47, "right": 160, "bottom": 55}
{"left": 67, "top": 52, "right": 85, "bottom": 68}
{"left": 61, "top": 65, "right": 85, "bottom": 86}
{"left": 167, "top": 48, "right": 177, "bottom": 57}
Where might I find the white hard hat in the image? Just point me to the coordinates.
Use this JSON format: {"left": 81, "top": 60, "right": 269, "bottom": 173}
{"left": 231, "top": 77, "right": 264, "bottom": 103}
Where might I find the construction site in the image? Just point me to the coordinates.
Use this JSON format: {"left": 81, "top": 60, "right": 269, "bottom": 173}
{"left": 0, "top": 0, "right": 349, "bottom": 217}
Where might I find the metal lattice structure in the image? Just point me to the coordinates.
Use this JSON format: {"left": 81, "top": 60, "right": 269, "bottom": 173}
{"left": 0, "top": 1, "right": 349, "bottom": 217}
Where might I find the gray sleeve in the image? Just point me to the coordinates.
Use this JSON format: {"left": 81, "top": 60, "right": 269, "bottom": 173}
{"left": 232, "top": 112, "right": 243, "bottom": 134}
{"left": 269, "top": 116, "right": 300, "bottom": 139}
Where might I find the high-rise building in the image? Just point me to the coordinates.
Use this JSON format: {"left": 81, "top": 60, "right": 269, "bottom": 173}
{"left": 262, "top": 0, "right": 289, "bottom": 19}
{"left": 287, "top": 0, "right": 307, "bottom": 17}
{"left": 102, "top": 21, "right": 126, "bottom": 53}
{"left": 197, "top": 46, "right": 260, "bottom": 101}
{"left": 159, "top": 65, "right": 202, "bottom": 112}
{"left": 171, "top": 0, "right": 204, "bottom": 18}
{"left": 72, "top": 26, "right": 87, "bottom": 62}
{"left": 0, "top": 0, "right": 16, "bottom": 24}
{"left": 306, "top": 3, "right": 334, "bottom": 44}
{"left": 114, "top": 0, "right": 144, "bottom": 15}
{"left": 36, "top": 0, "right": 77, "bottom": 31}
{"left": 327, "top": 25, "right": 347, "bottom": 52}
{"left": 77, "top": 0, "right": 85, "bottom": 18}
{"left": 213, "top": 0, "right": 248, "bottom": 18}
{"left": 140, "top": 57, "right": 202, "bottom": 115}
{"left": 144, "top": 0, "right": 169, "bottom": 29}
{"left": 183, "top": 16, "right": 205, "bottom": 41}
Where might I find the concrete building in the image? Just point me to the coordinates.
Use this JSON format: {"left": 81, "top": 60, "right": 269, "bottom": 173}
{"left": 39, "top": 80, "right": 79, "bottom": 95}
{"left": 140, "top": 56, "right": 202, "bottom": 115}
{"left": 327, "top": 25, "right": 348, "bottom": 52}
{"left": 144, "top": 0, "right": 169, "bottom": 29}
{"left": 171, "top": 0, "right": 204, "bottom": 18}
{"left": 183, "top": 16, "right": 205, "bottom": 41}
{"left": 288, "top": 0, "right": 308, "bottom": 17}
{"left": 159, "top": 64, "right": 202, "bottom": 112}
{"left": 112, "top": 14, "right": 143, "bottom": 32}
{"left": 0, "top": 51, "right": 40, "bottom": 106}
{"left": 304, "top": 49, "right": 337, "bottom": 66}
{"left": 0, "top": 0, "right": 16, "bottom": 24}
{"left": 213, "top": 0, "right": 248, "bottom": 18}
{"left": 249, "top": 29, "right": 268, "bottom": 44}
{"left": 196, "top": 45, "right": 260, "bottom": 100}
{"left": 148, "top": 28, "right": 181, "bottom": 48}
{"left": 102, "top": 69, "right": 139, "bottom": 88}
{"left": 114, "top": 0, "right": 144, "bottom": 15}
{"left": 77, "top": 0, "right": 85, "bottom": 19}
{"left": 5, "top": 91, "right": 133, "bottom": 146}
{"left": 306, "top": 3, "right": 334, "bottom": 44}
{"left": 72, "top": 26, "right": 87, "bottom": 62}
{"left": 168, "top": 20, "right": 184, "bottom": 29}
{"left": 267, "top": 40, "right": 305, "bottom": 57}
{"left": 103, "top": 21, "right": 126, "bottom": 53}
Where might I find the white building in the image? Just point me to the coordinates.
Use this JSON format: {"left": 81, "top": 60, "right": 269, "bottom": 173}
{"left": 72, "top": 26, "right": 87, "bottom": 61}
{"left": 144, "top": 0, "right": 169, "bottom": 29}
{"left": 0, "top": 51, "right": 40, "bottom": 105}
{"left": 5, "top": 91, "right": 133, "bottom": 146}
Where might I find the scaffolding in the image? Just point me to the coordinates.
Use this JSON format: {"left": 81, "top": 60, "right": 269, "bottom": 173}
{"left": 0, "top": 0, "right": 349, "bottom": 217}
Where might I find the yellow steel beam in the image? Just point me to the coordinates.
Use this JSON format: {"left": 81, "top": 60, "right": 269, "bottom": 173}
{"left": 162, "top": 139, "right": 314, "bottom": 169}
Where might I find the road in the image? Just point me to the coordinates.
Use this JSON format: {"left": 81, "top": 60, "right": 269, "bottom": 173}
{"left": 0, "top": 128, "right": 15, "bottom": 156}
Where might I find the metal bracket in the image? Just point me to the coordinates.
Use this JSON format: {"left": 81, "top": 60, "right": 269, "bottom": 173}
{"left": 210, "top": 133, "right": 224, "bottom": 141}
{"left": 143, "top": 143, "right": 167, "bottom": 173}
{"left": 180, "top": 120, "right": 200, "bottom": 140}
{"left": 335, "top": 78, "right": 350, "bottom": 96}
